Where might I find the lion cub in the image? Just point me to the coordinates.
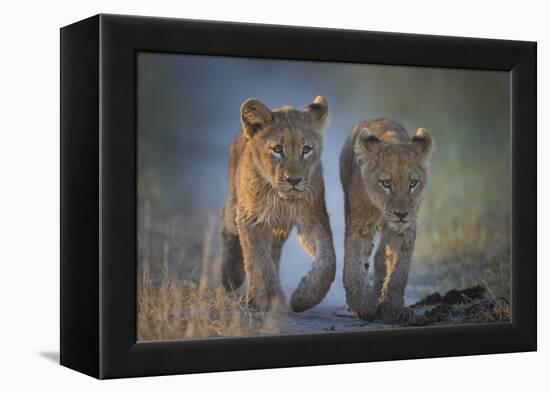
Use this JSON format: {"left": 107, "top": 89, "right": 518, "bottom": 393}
{"left": 340, "top": 119, "right": 433, "bottom": 322}
{"left": 220, "top": 96, "right": 336, "bottom": 312}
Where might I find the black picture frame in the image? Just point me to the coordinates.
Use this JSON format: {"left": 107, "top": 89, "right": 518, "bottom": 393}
{"left": 60, "top": 14, "right": 536, "bottom": 379}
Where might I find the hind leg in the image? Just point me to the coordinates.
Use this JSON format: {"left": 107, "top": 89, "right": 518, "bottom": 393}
{"left": 220, "top": 223, "right": 245, "bottom": 291}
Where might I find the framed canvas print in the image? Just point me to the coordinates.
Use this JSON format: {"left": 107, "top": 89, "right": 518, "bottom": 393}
{"left": 60, "top": 14, "right": 536, "bottom": 379}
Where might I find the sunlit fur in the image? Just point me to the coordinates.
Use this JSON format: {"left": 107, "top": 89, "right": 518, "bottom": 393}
{"left": 340, "top": 118, "right": 433, "bottom": 321}
{"left": 220, "top": 96, "right": 336, "bottom": 312}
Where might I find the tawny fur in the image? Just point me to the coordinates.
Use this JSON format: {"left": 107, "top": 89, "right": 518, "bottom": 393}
{"left": 340, "top": 118, "right": 433, "bottom": 322}
{"left": 221, "top": 96, "right": 336, "bottom": 312}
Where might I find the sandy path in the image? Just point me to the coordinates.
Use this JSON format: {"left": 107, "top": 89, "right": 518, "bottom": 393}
{"left": 270, "top": 286, "right": 423, "bottom": 334}
{"left": 274, "top": 303, "right": 394, "bottom": 335}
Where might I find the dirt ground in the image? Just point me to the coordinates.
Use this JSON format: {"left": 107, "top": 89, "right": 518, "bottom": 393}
{"left": 270, "top": 285, "right": 509, "bottom": 335}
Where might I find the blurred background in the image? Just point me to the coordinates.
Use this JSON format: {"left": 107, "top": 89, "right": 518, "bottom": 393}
{"left": 137, "top": 52, "right": 511, "bottom": 308}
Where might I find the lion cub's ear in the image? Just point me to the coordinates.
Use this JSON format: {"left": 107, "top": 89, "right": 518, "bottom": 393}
{"left": 355, "top": 128, "right": 381, "bottom": 161}
{"left": 411, "top": 128, "right": 433, "bottom": 162}
{"left": 240, "top": 98, "right": 273, "bottom": 139}
{"left": 304, "top": 96, "right": 329, "bottom": 125}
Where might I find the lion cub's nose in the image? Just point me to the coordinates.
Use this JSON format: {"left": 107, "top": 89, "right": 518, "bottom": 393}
{"left": 285, "top": 176, "right": 302, "bottom": 186}
{"left": 393, "top": 210, "right": 408, "bottom": 220}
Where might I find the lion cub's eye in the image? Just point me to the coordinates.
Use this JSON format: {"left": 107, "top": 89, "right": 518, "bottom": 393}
{"left": 272, "top": 145, "right": 284, "bottom": 154}
{"left": 409, "top": 180, "right": 419, "bottom": 189}
{"left": 380, "top": 180, "right": 392, "bottom": 189}
{"left": 302, "top": 145, "right": 312, "bottom": 155}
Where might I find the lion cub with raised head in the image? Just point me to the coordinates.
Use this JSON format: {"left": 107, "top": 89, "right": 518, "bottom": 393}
{"left": 220, "top": 96, "right": 336, "bottom": 312}
{"left": 340, "top": 119, "right": 433, "bottom": 322}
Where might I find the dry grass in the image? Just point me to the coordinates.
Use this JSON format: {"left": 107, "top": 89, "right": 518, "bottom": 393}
{"left": 137, "top": 278, "right": 279, "bottom": 341}
{"left": 464, "top": 297, "right": 510, "bottom": 323}
{"left": 137, "top": 214, "right": 279, "bottom": 341}
{"left": 411, "top": 145, "right": 512, "bottom": 301}
{"left": 462, "top": 281, "right": 510, "bottom": 323}
{"left": 413, "top": 209, "right": 511, "bottom": 299}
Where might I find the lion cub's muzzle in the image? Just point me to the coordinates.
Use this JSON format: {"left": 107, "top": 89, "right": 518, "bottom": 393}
{"left": 387, "top": 209, "right": 413, "bottom": 231}
{"left": 277, "top": 175, "right": 307, "bottom": 198}
{"left": 392, "top": 210, "right": 409, "bottom": 222}
{"left": 285, "top": 176, "right": 302, "bottom": 187}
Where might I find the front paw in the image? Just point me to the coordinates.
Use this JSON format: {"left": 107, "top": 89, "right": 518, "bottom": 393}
{"left": 376, "top": 302, "right": 414, "bottom": 323}
{"left": 350, "top": 307, "right": 377, "bottom": 321}
{"left": 290, "top": 289, "right": 310, "bottom": 313}
{"left": 247, "top": 290, "right": 284, "bottom": 312}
